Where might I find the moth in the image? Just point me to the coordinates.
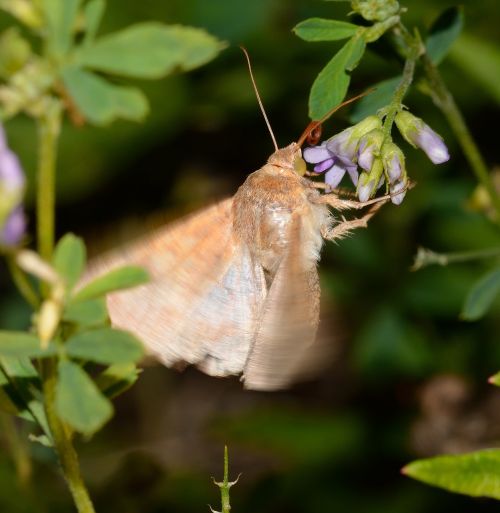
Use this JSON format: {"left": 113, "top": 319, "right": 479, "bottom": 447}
{"left": 86, "top": 56, "right": 391, "bottom": 391}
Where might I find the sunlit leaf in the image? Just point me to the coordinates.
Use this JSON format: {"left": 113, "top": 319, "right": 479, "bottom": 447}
{"left": 53, "top": 233, "right": 86, "bottom": 291}
{"left": 0, "top": 331, "right": 56, "bottom": 358}
{"left": 66, "top": 328, "right": 143, "bottom": 364}
{"left": 309, "top": 35, "right": 366, "bottom": 120}
{"left": 63, "top": 298, "right": 108, "bottom": 327}
{"left": 82, "top": 0, "right": 105, "bottom": 46}
{"left": 55, "top": 360, "right": 113, "bottom": 434}
{"left": 403, "top": 449, "right": 500, "bottom": 500}
{"left": 42, "top": 0, "right": 81, "bottom": 55}
{"left": 72, "top": 265, "right": 149, "bottom": 303}
{"left": 426, "top": 7, "right": 464, "bottom": 65}
{"left": 293, "top": 18, "right": 358, "bottom": 42}
{"left": 350, "top": 76, "right": 401, "bottom": 123}
{"left": 461, "top": 266, "right": 500, "bottom": 321}
{"left": 61, "top": 66, "right": 149, "bottom": 125}
{"left": 75, "top": 23, "right": 225, "bottom": 79}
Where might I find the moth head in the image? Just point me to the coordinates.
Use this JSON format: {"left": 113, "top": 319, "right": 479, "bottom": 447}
{"left": 267, "top": 143, "right": 307, "bottom": 176}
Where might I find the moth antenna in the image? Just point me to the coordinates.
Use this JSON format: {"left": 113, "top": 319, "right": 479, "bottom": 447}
{"left": 240, "top": 46, "right": 278, "bottom": 152}
{"left": 297, "top": 88, "right": 375, "bottom": 147}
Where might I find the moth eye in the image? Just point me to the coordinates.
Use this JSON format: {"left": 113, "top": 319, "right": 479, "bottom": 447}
{"left": 294, "top": 155, "right": 307, "bottom": 176}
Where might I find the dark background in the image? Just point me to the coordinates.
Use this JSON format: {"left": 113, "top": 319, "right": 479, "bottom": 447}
{"left": 1, "top": 1, "right": 500, "bottom": 511}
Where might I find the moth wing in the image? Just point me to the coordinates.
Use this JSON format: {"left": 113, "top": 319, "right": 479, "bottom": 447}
{"left": 243, "top": 214, "right": 326, "bottom": 391}
{"left": 83, "top": 199, "right": 266, "bottom": 376}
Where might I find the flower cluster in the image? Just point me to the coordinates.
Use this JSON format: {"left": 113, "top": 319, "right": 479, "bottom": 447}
{"left": 0, "top": 124, "right": 26, "bottom": 247}
{"left": 302, "top": 111, "right": 449, "bottom": 205}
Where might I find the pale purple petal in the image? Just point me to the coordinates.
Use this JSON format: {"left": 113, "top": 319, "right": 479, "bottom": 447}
{"left": 390, "top": 179, "right": 406, "bottom": 205}
{"left": 302, "top": 144, "right": 332, "bottom": 164}
{"left": 325, "top": 164, "right": 347, "bottom": 188}
{"left": 346, "top": 165, "right": 359, "bottom": 186}
{"left": 416, "top": 126, "right": 450, "bottom": 164}
{"left": 314, "top": 158, "right": 334, "bottom": 173}
{"left": 386, "top": 154, "right": 402, "bottom": 182}
{"left": 326, "top": 128, "right": 357, "bottom": 161}
{"left": 358, "top": 141, "right": 374, "bottom": 171}
{"left": 0, "top": 150, "right": 25, "bottom": 190}
{"left": 0, "top": 206, "right": 25, "bottom": 246}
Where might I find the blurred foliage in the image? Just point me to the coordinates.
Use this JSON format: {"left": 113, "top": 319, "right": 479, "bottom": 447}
{"left": 0, "top": 0, "right": 500, "bottom": 512}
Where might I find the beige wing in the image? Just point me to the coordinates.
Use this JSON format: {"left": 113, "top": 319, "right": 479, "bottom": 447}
{"left": 84, "top": 199, "right": 266, "bottom": 376}
{"left": 243, "top": 214, "right": 328, "bottom": 391}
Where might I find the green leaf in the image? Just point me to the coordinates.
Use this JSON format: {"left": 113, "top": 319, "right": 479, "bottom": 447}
{"left": 63, "top": 298, "right": 108, "bottom": 327}
{"left": 309, "top": 35, "right": 366, "bottom": 120}
{"left": 42, "top": 0, "right": 82, "bottom": 55}
{"left": 72, "top": 265, "right": 149, "bottom": 303}
{"left": 61, "top": 66, "right": 149, "bottom": 125}
{"left": 403, "top": 449, "right": 500, "bottom": 500}
{"left": 426, "top": 7, "right": 464, "bottom": 65}
{"left": 450, "top": 34, "right": 500, "bottom": 105}
{"left": 96, "top": 363, "right": 140, "bottom": 399}
{"left": 74, "top": 22, "right": 225, "bottom": 79}
{"left": 82, "top": 0, "right": 105, "bottom": 46}
{"left": 488, "top": 371, "right": 500, "bottom": 387}
{"left": 66, "top": 328, "right": 143, "bottom": 365}
{"left": 55, "top": 360, "right": 113, "bottom": 434}
{"left": 0, "top": 331, "right": 56, "bottom": 358}
{"left": 461, "top": 266, "right": 500, "bottom": 321}
{"left": 349, "top": 76, "right": 401, "bottom": 123}
{"left": 53, "top": 233, "right": 86, "bottom": 291}
{"left": 293, "top": 18, "right": 358, "bottom": 42}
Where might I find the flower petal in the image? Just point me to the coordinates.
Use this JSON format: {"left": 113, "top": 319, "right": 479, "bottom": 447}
{"left": 325, "top": 164, "right": 347, "bottom": 189}
{"left": 390, "top": 179, "right": 407, "bottom": 205}
{"left": 417, "top": 126, "right": 450, "bottom": 164}
{"left": 314, "top": 158, "right": 335, "bottom": 173}
{"left": 302, "top": 144, "right": 332, "bottom": 164}
{"left": 0, "top": 206, "right": 26, "bottom": 246}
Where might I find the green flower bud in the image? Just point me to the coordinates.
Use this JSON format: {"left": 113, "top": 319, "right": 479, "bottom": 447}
{"left": 351, "top": 0, "right": 399, "bottom": 22}
{"left": 381, "top": 142, "right": 406, "bottom": 184}
{"left": 357, "top": 157, "right": 384, "bottom": 202}
{"left": 0, "top": 28, "right": 31, "bottom": 79}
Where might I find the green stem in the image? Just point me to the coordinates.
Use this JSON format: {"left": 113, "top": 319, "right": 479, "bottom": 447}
{"left": 0, "top": 412, "right": 32, "bottom": 487}
{"left": 383, "top": 27, "right": 420, "bottom": 136}
{"left": 412, "top": 246, "right": 500, "bottom": 271}
{"left": 36, "top": 101, "right": 96, "bottom": 513}
{"left": 6, "top": 255, "right": 39, "bottom": 308}
{"left": 421, "top": 54, "right": 500, "bottom": 222}
{"left": 212, "top": 446, "right": 239, "bottom": 513}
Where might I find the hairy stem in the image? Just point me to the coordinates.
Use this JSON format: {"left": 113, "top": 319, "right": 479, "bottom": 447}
{"left": 421, "top": 54, "right": 500, "bottom": 221}
{"left": 36, "top": 101, "right": 96, "bottom": 513}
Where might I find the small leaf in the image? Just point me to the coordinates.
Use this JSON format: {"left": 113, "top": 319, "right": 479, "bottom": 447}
{"left": 96, "top": 363, "right": 140, "bottom": 399}
{"left": 55, "top": 360, "right": 113, "bottom": 434}
{"left": 350, "top": 76, "right": 401, "bottom": 123}
{"left": 293, "top": 18, "right": 359, "bottom": 42}
{"left": 0, "top": 331, "right": 56, "bottom": 358}
{"left": 53, "top": 233, "right": 86, "bottom": 290}
{"left": 42, "top": 0, "right": 82, "bottom": 55}
{"left": 426, "top": 6, "right": 464, "bottom": 65}
{"left": 63, "top": 298, "right": 108, "bottom": 327}
{"left": 309, "top": 35, "right": 366, "bottom": 120}
{"left": 61, "top": 66, "right": 149, "bottom": 125}
{"left": 403, "top": 449, "right": 500, "bottom": 500}
{"left": 82, "top": 0, "right": 105, "bottom": 46}
{"left": 73, "top": 265, "right": 149, "bottom": 303}
{"left": 488, "top": 371, "right": 500, "bottom": 387}
{"left": 461, "top": 266, "right": 500, "bottom": 321}
{"left": 75, "top": 23, "right": 225, "bottom": 79}
{"left": 66, "top": 328, "right": 143, "bottom": 365}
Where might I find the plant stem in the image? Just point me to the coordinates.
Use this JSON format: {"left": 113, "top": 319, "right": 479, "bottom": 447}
{"left": 36, "top": 101, "right": 96, "bottom": 513}
{"left": 6, "top": 255, "right": 39, "bottom": 308}
{"left": 412, "top": 246, "right": 500, "bottom": 271}
{"left": 212, "top": 446, "right": 239, "bottom": 513}
{"left": 383, "top": 27, "right": 420, "bottom": 136}
{"left": 0, "top": 413, "right": 32, "bottom": 486}
{"left": 421, "top": 54, "right": 500, "bottom": 221}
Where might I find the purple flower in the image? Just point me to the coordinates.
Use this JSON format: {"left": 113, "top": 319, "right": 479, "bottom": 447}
{"left": 389, "top": 178, "right": 407, "bottom": 206}
{"left": 0, "top": 124, "right": 26, "bottom": 247}
{"left": 303, "top": 142, "right": 359, "bottom": 189}
{"left": 395, "top": 111, "right": 450, "bottom": 164}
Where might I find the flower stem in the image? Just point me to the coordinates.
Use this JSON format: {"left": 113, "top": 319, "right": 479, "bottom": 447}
{"left": 412, "top": 246, "right": 500, "bottom": 271}
{"left": 420, "top": 55, "right": 500, "bottom": 222}
{"left": 383, "top": 27, "right": 420, "bottom": 136}
{"left": 0, "top": 413, "right": 32, "bottom": 487}
{"left": 36, "top": 101, "right": 96, "bottom": 513}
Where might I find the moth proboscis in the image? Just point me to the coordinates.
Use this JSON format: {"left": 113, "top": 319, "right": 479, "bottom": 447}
{"left": 83, "top": 52, "right": 394, "bottom": 391}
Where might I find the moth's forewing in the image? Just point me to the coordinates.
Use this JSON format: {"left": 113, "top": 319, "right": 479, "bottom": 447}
{"left": 84, "top": 199, "right": 266, "bottom": 375}
{"left": 243, "top": 213, "right": 324, "bottom": 391}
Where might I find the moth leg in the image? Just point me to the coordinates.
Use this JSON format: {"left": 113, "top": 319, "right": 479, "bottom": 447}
{"left": 321, "top": 201, "right": 385, "bottom": 241}
{"left": 313, "top": 192, "right": 390, "bottom": 211}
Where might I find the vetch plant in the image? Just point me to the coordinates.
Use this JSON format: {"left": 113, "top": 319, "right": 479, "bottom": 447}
{"left": 295, "top": 0, "right": 500, "bottom": 504}
{"left": 0, "top": 1, "right": 225, "bottom": 512}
